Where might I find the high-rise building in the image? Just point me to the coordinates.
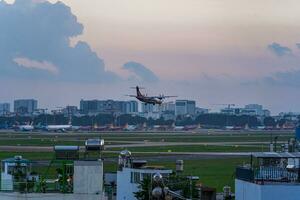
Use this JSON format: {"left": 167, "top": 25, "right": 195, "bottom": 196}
{"left": 62, "top": 106, "right": 79, "bottom": 116}
{"left": 161, "top": 101, "right": 175, "bottom": 112}
{"left": 14, "top": 99, "right": 37, "bottom": 115}
{"left": 80, "top": 99, "right": 138, "bottom": 115}
{"left": 220, "top": 104, "right": 271, "bottom": 117}
{"left": 244, "top": 104, "right": 264, "bottom": 116}
{"left": 175, "top": 100, "right": 196, "bottom": 116}
{"left": 141, "top": 103, "right": 155, "bottom": 113}
{"left": 0, "top": 103, "right": 10, "bottom": 115}
{"left": 125, "top": 101, "right": 138, "bottom": 114}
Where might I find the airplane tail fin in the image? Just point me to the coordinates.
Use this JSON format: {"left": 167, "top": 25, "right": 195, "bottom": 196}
{"left": 68, "top": 116, "right": 72, "bottom": 125}
{"left": 136, "top": 86, "right": 142, "bottom": 97}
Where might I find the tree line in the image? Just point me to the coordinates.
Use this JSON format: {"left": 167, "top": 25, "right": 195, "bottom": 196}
{"left": 0, "top": 113, "right": 296, "bottom": 128}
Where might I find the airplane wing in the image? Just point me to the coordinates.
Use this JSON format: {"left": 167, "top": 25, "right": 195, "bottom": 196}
{"left": 153, "top": 95, "right": 177, "bottom": 99}
{"left": 125, "top": 95, "right": 137, "bottom": 97}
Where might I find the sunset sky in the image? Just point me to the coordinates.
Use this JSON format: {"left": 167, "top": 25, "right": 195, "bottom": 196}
{"left": 1, "top": 0, "right": 300, "bottom": 113}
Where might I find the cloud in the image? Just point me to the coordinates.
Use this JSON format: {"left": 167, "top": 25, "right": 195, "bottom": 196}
{"left": 14, "top": 57, "right": 59, "bottom": 75}
{"left": 0, "top": 0, "right": 119, "bottom": 83}
{"left": 267, "top": 42, "right": 292, "bottom": 57}
{"left": 123, "top": 61, "right": 159, "bottom": 82}
{"left": 263, "top": 70, "right": 300, "bottom": 87}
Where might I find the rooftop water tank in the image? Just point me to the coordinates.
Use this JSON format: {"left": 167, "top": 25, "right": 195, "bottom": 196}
{"left": 85, "top": 139, "right": 104, "bottom": 151}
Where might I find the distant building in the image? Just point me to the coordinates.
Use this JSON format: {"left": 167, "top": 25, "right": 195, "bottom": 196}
{"left": 195, "top": 107, "right": 209, "bottom": 115}
{"left": 138, "top": 111, "right": 161, "bottom": 120}
{"left": 0, "top": 103, "right": 10, "bottom": 116}
{"left": 80, "top": 99, "right": 138, "bottom": 115}
{"left": 220, "top": 104, "right": 270, "bottom": 117}
{"left": 62, "top": 106, "right": 79, "bottom": 116}
{"left": 161, "top": 101, "right": 175, "bottom": 112}
{"left": 125, "top": 101, "right": 138, "bottom": 114}
{"left": 278, "top": 112, "right": 299, "bottom": 121}
{"left": 14, "top": 99, "right": 37, "bottom": 115}
{"left": 244, "top": 104, "right": 266, "bottom": 116}
{"left": 141, "top": 103, "right": 155, "bottom": 113}
{"left": 175, "top": 100, "right": 196, "bottom": 116}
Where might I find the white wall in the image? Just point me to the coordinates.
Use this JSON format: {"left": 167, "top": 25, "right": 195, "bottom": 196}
{"left": 73, "top": 160, "right": 103, "bottom": 194}
{"left": 117, "top": 168, "right": 139, "bottom": 200}
{"left": 236, "top": 179, "right": 300, "bottom": 200}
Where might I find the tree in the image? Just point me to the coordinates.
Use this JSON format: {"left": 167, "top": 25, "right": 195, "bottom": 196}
{"left": 263, "top": 117, "right": 276, "bottom": 127}
{"left": 134, "top": 177, "right": 152, "bottom": 200}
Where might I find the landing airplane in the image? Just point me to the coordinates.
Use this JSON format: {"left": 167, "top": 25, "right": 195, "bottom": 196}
{"left": 127, "top": 86, "right": 177, "bottom": 105}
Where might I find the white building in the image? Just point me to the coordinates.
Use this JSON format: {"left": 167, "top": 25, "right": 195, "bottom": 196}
{"left": 116, "top": 150, "right": 172, "bottom": 200}
{"left": 161, "top": 101, "right": 175, "bottom": 112}
{"left": 175, "top": 100, "right": 196, "bottom": 116}
{"left": 235, "top": 152, "right": 300, "bottom": 200}
{"left": 14, "top": 99, "right": 38, "bottom": 115}
{"left": 125, "top": 101, "right": 138, "bottom": 114}
{"left": 220, "top": 104, "right": 271, "bottom": 116}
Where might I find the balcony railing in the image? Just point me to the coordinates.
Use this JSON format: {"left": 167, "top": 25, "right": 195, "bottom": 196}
{"left": 236, "top": 166, "right": 300, "bottom": 183}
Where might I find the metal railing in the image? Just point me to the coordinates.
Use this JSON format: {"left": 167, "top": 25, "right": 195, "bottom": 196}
{"left": 236, "top": 166, "right": 300, "bottom": 183}
{"left": 254, "top": 166, "right": 298, "bottom": 182}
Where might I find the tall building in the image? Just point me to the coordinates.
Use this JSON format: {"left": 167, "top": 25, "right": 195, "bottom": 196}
{"left": 14, "top": 99, "right": 37, "bottom": 115}
{"left": 220, "top": 104, "right": 271, "bottom": 117}
{"left": 141, "top": 103, "right": 155, "bottom": 113}
{"left": 125, "top": 101, "right": 138, "bottom": 114}
{"left": 80, "top": 99, "right": 99, "bottom": 114}
{"left": 244, "top": 104, "right": 264, "bottom": 116}
{"left": 161, "top": 101, "right": 175, "bottom": 112}
{"left": 0, "top": 103, "right": 10, "bottom": 115}
{"left": 80, "top": 99, "right": 138, "bottom": 115}
{"left": 62, "top": 106, "right": 79, "bottom": 116}
{"left": 175, "top": 100, "right": 196, "bottom": 116}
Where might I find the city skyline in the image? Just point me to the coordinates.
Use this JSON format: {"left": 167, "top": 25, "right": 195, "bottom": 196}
{"left": 1, "top": 0, "right": 300, "bottom": 114}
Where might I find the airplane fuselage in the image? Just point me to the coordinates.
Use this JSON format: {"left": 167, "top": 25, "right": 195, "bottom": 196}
{"left": 45, "top": 125, "right": 72, "bottom": 132}
{"left": 18, "top": 125, "right": 34, "bottom": 131}
{"left": 136, "top": 96, "right": 162, "bottom": 105}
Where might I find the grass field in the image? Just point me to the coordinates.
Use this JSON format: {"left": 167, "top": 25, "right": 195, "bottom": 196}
{"left": 0, "top": 130, "right": 293, "bottom": 193}
{"left": 150, "top": 158, "right": 248, "bottom": 192}
{"left": 0, "top": 131, "right": 292, "bottom": 146}
{"left": 109, "top": 144, "right": 268, "bottom": 152}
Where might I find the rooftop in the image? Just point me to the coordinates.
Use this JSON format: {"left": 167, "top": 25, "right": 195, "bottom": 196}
{"left": 251, "top": 152, "right": 300, "bottom": 158}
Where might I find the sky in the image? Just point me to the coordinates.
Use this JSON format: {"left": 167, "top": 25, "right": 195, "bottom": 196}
{"left": 1, "top": 0, "right": 300, "bottom": 114}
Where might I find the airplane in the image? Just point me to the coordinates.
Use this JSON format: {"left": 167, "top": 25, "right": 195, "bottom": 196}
{"left": 127, "top": 86, "right": 177, "bottom": 105}
{"left": 13, "top": 121, "right": 35, "bottom": 132}
{"left": 44, "top": 118, "right": 73, "bottom": 132}
{"left": 18, "top": 124, "right": 34, "bottom": 131}
{"left": 44, "top": 124, "right": 72, "bottom": 132}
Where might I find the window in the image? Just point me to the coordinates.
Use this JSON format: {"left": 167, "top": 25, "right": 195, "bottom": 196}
{"left": 130, "top": 172, "right": 141, "bottom": 183}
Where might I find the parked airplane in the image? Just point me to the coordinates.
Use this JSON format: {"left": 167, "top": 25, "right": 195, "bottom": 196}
{"left": 44, "top": 124, "right": 72, "bottom": 132}
{"left": 18, "top": 124, "right": 34, "bottom": 131}
{"left": 127, "top": 86, "right": 177, "bottom": 105}
{"left": 14, "top": 122, "right": 34, "bottom": 132}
